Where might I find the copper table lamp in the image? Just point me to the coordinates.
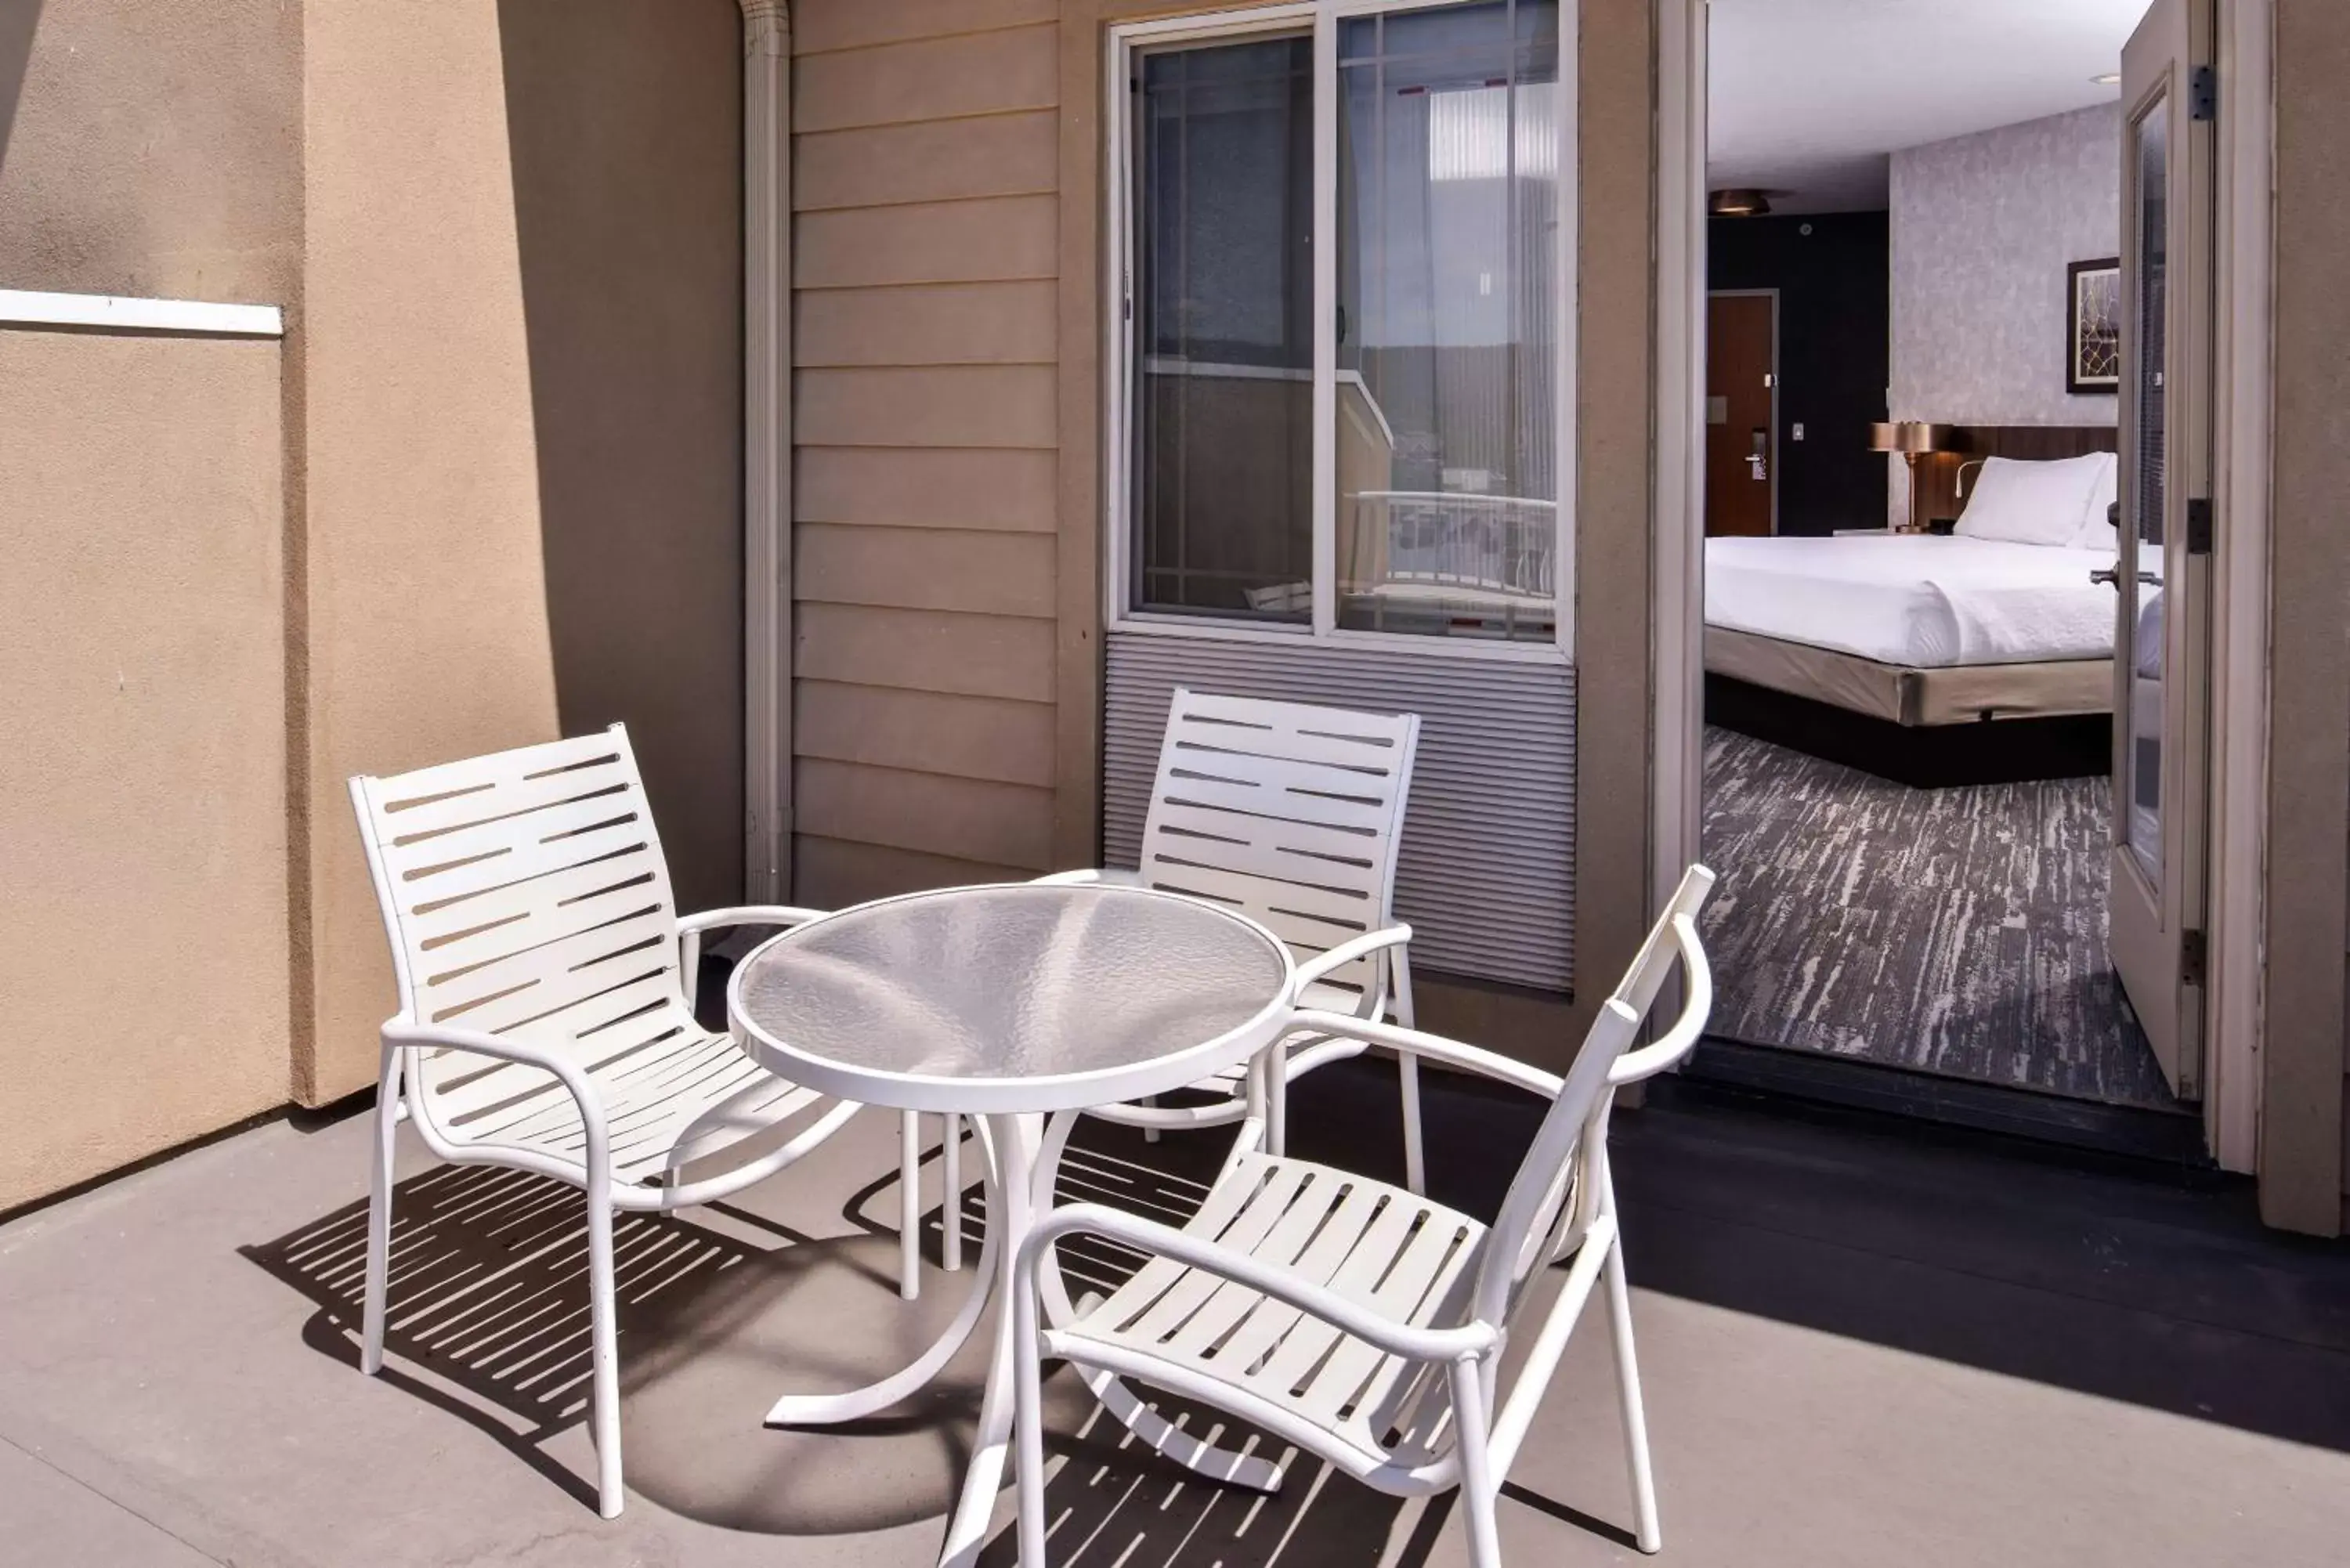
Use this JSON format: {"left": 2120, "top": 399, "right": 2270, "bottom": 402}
{"left": 1870, "top": 420, "right": 1951, "bottom": 533}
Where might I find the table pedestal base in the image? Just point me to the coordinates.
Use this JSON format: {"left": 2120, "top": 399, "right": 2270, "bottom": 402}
{"left": 765, "top": 1097, "right": 1285, "bottom": 1565}
{"left": 759, "top": 1113, "right": 1038, "bottom": 1568}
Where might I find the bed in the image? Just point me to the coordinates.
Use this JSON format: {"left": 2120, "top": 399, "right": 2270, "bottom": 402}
{"left": 1704, "top": 430, "right": 2120, "bottom": 784}
{"left": 1706, "top": 533, "right": 2117, "bottom": 725}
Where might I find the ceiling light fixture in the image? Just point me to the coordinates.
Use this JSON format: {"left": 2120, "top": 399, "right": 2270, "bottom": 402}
{"left": 1708, "top": 187, "right": 1771, "bottom": 218}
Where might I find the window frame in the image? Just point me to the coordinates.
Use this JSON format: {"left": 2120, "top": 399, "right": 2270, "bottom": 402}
{"left": 1103, "top": 0, "right": 1579, "bottom": 665}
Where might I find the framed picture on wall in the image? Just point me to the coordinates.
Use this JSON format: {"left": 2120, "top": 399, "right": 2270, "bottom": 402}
{"left": 2066, "top": 257, "right": 2121, "bottom": 394}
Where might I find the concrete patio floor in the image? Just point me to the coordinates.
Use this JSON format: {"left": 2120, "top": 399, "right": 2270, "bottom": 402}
{"left": 3, "top": 1062, "right": 2348, "bottom": 1568}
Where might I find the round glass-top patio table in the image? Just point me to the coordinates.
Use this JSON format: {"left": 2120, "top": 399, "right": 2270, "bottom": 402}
{"left": 726, "top": 882, "right": 1294, "bottom": 1566}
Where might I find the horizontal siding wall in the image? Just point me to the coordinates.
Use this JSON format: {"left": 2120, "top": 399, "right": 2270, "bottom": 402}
{"left": 1104, "top": 634, "right": 1577, "bottom": 994}
{"left": 790, "top": 0, "right": 1062, "bottom": 909}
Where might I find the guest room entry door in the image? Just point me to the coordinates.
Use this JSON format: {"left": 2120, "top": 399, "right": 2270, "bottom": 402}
{"left": 2108, "top": 0, "right": 2214, "bottom": 1100}
{"left": 1705, "top": 291, "right": 1775, "bottom": 536}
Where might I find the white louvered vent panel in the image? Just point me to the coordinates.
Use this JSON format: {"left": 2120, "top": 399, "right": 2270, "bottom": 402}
{"left": 1104, "top": 633, "right": 1574, "bottom": 994}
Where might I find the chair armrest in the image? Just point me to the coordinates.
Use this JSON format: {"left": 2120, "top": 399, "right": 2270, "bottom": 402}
{"left": 382, "top": 1019, "right": 600, "bottom": 1102}
{"left": 379, "top": 1019, "right": 612, "bottom": 1184}
{"left": 1606, "top": 913, "right": 1712, "bottom": 1086}
{"left": 1286, "top": 1010, "right": 1564, "bottom": 1101}
{"left": 675, "top": 906, "right": 833, "bottom": 1010}
{"left": 1293, "top": 914, "right": 1710, "bottom": 1093}
{"left": 676, "top": 905, "right": 830, "bottom": 937}
{"left": 1291, "top": 924, "right": 1412, "bottom": 1019}
{"left": 1019, "top": 1201, "right": 1499, "bottom": 1364}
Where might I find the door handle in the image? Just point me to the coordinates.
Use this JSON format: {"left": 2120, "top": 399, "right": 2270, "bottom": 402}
{"left": 1748, "top": 426, "right": 1767, "bottom": 482}
{"left": 2091, "top": 569, "right": 2162, "bottom": 591}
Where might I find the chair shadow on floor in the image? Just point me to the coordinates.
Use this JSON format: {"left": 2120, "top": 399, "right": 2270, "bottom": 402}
{"left": 240, "top": 1118, "right": 1547, "bottom": 1564}
{"left": 239, "top": 1155, "right": 985, "bottom": 1532}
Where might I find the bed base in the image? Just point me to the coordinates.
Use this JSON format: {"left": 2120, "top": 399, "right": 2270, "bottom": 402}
{"left": 1706, "top": 675, "right": 2111, "bottom": 788}
{"left": 1704, "top": 626, "right": 2113, "bottom": 727}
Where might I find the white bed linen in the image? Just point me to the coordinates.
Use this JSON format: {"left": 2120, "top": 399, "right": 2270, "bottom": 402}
{"left": 1705, "top": 533, "right": 2119, "bottom": 668}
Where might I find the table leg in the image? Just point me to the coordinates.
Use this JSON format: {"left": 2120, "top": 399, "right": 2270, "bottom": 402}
{"left": 762, "top": 1113, "right": 1003, "bottom": 1429}
{"left": 943, "top": 1111, "right": 964, "bottom": 1272}
{"left": 901, "top": 1110, "right": 922, "bottom": 1302}
{"left": 937, "top": 1110, "right": 1042, "bottom": 1568}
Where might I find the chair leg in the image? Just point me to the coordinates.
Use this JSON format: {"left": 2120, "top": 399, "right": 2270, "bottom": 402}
{"left": 899, "top": 1111, "right": 921, "bottom": 1302}
{"left": 1267, "top": 1064, "right": 1289, "bottom": 1158}
{"left": 1448, "top": 1359, "right": 1505, "bottom": 1568}
{"left": 942, "top": 1111, "right": 963, "bottom": 1273}
{"left": 1013, "top": 1247, "right": 1051, "bottom": 1568}
{"left": 584, "top": 1198, "right": 625, "bottom": 1519}
{"left": 360, "top": 1046, "right": 400, "bottom": 1376}
{"left": 1604, "top": 1236, "right": 1661, "bottom": 1553}
{"left": 1399, "top": 1052, "right": 1426, "bottom": 1195}
{"left": 1394, "top": 952, "right": 1423, "bottom": 1195}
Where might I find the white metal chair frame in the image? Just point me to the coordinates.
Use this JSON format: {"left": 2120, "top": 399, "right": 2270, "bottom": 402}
{"left": 1036, "top": 688, "right": 1431, "bottom": 1184}
{"left": 1008, "top": 866, "right": 1717, "bottom": 1565}
{"left": 349, "top": 724, "right": 926, "bottom": 1519}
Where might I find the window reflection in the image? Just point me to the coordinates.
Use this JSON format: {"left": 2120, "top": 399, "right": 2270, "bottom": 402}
{"left": 1130, "top": 37, "right": 1315, "bottom": 621}
{"left": 1336, "top": 0, "right": 1561, "bottom": 642}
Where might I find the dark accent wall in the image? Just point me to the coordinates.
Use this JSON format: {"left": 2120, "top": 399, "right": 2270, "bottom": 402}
{"left": 1708, "top": 212, "right": 1889, "bottom": 536}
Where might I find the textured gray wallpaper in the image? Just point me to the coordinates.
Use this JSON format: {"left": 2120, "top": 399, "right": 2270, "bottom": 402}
{"left": 1888, "top": 103, "right": 2121, "bottom": 526}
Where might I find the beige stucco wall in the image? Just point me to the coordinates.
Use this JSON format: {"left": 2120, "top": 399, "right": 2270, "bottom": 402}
{"left": 0, "top": 0, "right": 302, "bottom": 302}
{"left": 0, "top": 331, "right": 291, "bottom": 1211}
{"left": 0, "top": 0, "right": 754, "bottom": 1194}
{"left": 497, "top": 0, "right": 748, "bottom": 919}
{"left": 2267, "top": 0, "right": 2350, "bottom": 1232}
{"left": 295, "top": 1, "right": 564, "bottom": 1104}
{"left": 298, "top": 1, "right": 750, "bottom": 1104}
{"left": 0, "top": 0, "right": 302, "bottom": 1211}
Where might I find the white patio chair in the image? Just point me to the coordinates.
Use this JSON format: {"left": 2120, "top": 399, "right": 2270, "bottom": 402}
{"left": 1034, "top": 687, "right": 1428, "bottom": 1183}
{"left": 1010, "top": 865, "right": 1717, "bottom": 1565}
{"left": 349, "top": 724, "right": 922, "bottom": 1518}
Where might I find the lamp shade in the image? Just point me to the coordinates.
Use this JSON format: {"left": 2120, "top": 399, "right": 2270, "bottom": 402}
{"left": 1867, "top": 420, "right": 1949, "bottom": 455}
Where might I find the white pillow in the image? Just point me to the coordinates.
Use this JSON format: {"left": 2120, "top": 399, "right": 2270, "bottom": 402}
{"left": 2070, "top": 450, "right": 2120, "bottom": 549}
{"left": 1954, "top": 453, "right": 2110, "bottom": 547}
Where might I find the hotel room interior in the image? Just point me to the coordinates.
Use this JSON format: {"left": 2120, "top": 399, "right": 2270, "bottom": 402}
{"left": 1694, "top": 1, "right": 2189, "bottom": 1138}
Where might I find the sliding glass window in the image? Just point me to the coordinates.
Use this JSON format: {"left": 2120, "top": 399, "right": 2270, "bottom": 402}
{"left": 1115, "top": 0, "right": 1572, "bottom": 652}
{"left": 1337, "top": 3, "right": 1560, "bottom": 641}
{"left": 1130, "top": 36, "right": 1315, "bottom": 621}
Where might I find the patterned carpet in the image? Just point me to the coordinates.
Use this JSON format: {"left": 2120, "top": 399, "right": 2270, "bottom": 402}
{"left": 1700, "top": 727, "right": 2178, "bottom": 1110}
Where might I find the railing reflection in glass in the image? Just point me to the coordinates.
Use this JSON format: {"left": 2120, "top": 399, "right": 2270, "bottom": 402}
{"left": 1338, "top": 0, "right": 1561, "bottom": 642}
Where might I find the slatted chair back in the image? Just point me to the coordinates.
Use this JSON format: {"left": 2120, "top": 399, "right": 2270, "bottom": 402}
{"left": 1470, "top": 867, "right": 1715, "bottom": 1328}
{"left": 349, "top": 725, "right": 690, "bottom": 1107}
{"left": 1135, "top": 688, "right": 1420, "bottom": 1005}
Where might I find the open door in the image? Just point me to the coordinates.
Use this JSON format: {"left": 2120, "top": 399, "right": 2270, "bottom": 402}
{"left": 2107, "top": 0, "right": 2214, "bottom": 1098}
